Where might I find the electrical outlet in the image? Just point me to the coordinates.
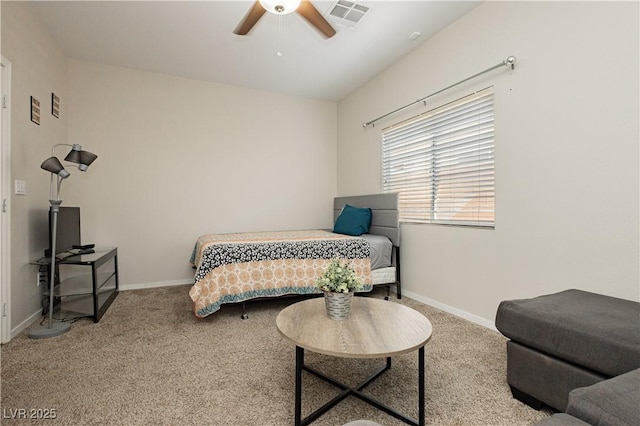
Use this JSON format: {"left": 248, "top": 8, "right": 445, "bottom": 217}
{"left": 37, "top": 271, "right": 41, "bottom": 286}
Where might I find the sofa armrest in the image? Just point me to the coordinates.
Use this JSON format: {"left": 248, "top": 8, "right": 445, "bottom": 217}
{"left": 566, "top": 368, "right": 640, "bottom": 426}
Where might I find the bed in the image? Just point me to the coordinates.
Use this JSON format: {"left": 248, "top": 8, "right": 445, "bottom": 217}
{"left": 189, "top": 193, "right": 401, "bottom": 319}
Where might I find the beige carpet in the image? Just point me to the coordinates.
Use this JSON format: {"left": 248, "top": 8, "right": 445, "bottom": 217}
{"left": 1, "top": 286, "right": 550, "bottom": 425}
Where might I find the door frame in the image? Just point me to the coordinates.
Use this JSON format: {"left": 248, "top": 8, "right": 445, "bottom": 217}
{"left": 1, "top": 56, "right": 12, "bottom": 343}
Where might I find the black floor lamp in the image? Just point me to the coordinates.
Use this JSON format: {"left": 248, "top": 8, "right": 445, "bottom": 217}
{"left": 28, "top": 144, "right": 97, "bottom": 339}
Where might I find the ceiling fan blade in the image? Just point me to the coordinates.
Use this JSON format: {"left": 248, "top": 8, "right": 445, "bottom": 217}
{"left": 296, "top": 0, "right": 336, "bottom": 39}
{"left": 234, "top": 1, "right": 267, "bottom": 35}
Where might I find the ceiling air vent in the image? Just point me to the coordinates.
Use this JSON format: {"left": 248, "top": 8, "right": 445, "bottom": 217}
{"left": 328, "top": 0, "right": 370, "bottom": 28}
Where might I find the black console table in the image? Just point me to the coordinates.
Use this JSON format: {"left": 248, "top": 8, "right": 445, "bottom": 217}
{"left": 31, "top": 247, "right": 119, "bottom": 323}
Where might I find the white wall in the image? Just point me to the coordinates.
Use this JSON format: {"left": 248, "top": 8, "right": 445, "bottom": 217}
{"left": 4, "top": 0, "right": 638, "bottom": 333}
{"left": 1, "top": 1, "right": 69, "bottom": 334}
{"left": 67, "top": 60, "right": 338, "bottom": 288}
{"left": 338, "top": 1, "right": 639, "bottom": 326}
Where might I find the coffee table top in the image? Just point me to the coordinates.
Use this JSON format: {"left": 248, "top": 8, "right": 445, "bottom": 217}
{"left": 276, "top": 297, "right": 433, "bottom": 358}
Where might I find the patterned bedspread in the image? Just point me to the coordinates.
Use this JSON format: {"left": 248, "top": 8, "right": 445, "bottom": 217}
{"left": 189, "top": 230, "right": 372, "bottom": 318}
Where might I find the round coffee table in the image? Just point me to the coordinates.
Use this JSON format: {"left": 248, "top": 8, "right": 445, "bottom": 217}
{"left": 276, "top": 296, "right": 433, "bottom": 426}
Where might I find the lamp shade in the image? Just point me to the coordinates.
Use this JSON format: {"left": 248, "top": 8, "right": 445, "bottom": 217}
{"left": 41, "top": 157, "right": 70, "bottom": 179}
{"left": 65, "top": 149, "right": 98, "bottom": 171}
{"left": 78, "top": 151, "right": 97, "bottom": 171}
{"left": 259, "top": 0, "right": 300, "bottom": 14}
{"left": 63, "top": 148, "right": 81, "bottom": 164}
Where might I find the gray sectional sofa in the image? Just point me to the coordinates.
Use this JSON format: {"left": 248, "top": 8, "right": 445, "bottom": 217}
{"left": 495, "top": 289, "right": 640, "bottom": 424}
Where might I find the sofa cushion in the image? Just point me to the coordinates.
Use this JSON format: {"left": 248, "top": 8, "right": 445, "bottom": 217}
{"left": 566, "top": 368, "right": 640, "bottom": 426}
{"left": 495, "top": 289, "right": 640, "bottom": 377}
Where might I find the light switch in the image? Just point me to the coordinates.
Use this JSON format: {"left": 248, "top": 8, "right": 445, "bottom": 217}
{"left": 15, "top": 180, "right": 26, "bottom": 195}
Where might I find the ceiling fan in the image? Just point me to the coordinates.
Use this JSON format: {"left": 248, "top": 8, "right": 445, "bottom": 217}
{"left": 234, "top": 0, "right": 337, "bottom": 39}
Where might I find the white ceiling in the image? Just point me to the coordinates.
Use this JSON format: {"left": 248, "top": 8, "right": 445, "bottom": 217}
{"left": 27, "top": 0, "right": 481, "bottom": 101}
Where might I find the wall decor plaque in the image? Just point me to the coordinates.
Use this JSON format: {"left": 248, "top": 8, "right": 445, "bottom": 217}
{"left": 52, "top": 93, "right": 60, "bottom": 118}
{"left": 31, "top": 96, "right": 40, "bottom": 125}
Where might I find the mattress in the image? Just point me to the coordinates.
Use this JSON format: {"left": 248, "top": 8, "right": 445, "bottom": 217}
{"left": 359, "top": 233, "right": 392, "bottom": 270}
{"left": 371, "top": 266, "right": 397, "bottom": 285}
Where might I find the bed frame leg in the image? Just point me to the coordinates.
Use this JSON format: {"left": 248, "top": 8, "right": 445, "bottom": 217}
{"left": 395, "top": 246, "right": 402, "bottom": 299}
{"left": 241, "top": 302, "right": 248, "bottom": 320}
{"left": 385, "top": 285, "right": 391, "bottom": 300}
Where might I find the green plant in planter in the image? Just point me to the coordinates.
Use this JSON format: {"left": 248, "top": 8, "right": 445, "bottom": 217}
{"left": 316, "top": 259, "right": 363, "bottom": 293}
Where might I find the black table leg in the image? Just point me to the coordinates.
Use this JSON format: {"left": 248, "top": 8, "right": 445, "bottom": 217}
{"left": 294, "top": 347, "right": 426, "bottom": 426}
{"left": 295, "top": 346, "right": 304, "bottom": 426}
{"left": 419, "top": 346, "right": 425, "bottom": 426}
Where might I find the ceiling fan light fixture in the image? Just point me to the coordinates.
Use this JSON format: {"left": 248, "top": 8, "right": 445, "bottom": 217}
{"left": 235, "top": 0, "right": 335, "bottom": 38}
{"left": 259, "top": 0, "right": 301, "bottom": 15}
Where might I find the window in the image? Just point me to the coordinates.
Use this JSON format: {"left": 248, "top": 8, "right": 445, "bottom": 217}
{"left": 382, "top": 87, "right": 494, "bottom": 227}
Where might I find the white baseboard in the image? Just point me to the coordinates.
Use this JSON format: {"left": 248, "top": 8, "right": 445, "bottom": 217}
{"left": 402, "top": 289, "right": 498, "bottom": 332}
{"left": 120, "top": 283, "right": 499, "bottom": 331}
{"left": 5, "top": 280, "right": 192, "bottom": 342}
{"left": 11, "top": 309, "right": 42, "bottom": 339}
{"left": 8, "top": 286, "right": 495, "bottom": 340}
{"left": 119, "top": 279, "right": 193, "bottom": 291}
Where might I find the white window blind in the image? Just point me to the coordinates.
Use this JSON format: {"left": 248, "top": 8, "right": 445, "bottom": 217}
{"left": 382, "top": 87, "right": 495, "bottom": 227}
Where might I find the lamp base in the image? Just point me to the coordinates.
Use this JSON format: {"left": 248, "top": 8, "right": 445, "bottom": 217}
{"left": 28, "top": 321, "right": 71, "bottom": 339}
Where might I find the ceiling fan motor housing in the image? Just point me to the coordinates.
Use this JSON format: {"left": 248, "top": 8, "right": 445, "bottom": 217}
{"left": 260, "top": 0, "right": 301, "bottom": 15}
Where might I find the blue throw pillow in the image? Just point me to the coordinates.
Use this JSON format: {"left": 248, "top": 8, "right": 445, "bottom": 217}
{"left": 333, "top": 204, "right": 372, "bottom": 236}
